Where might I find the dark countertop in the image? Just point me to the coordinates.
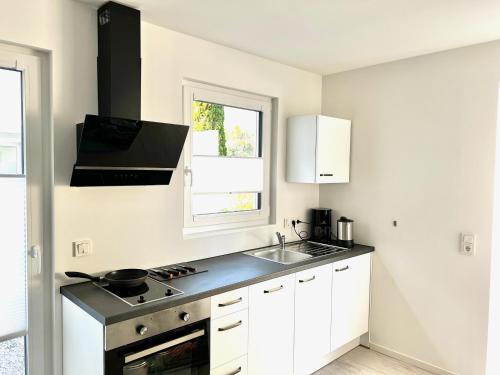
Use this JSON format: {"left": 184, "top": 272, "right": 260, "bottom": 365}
{"left": 60, "top": 242, "right": 374, "bottom": 325}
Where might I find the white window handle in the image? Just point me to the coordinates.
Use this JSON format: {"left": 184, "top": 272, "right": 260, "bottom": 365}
{"left": 184, "top": 167, "right": 193, "bottom": 187}
{"left": 29, "top": 245, "right": 42, "bottom": 275}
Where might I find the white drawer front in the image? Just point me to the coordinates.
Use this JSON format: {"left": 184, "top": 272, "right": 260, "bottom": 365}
{"left": 211, "top": 287, "right": 249, "bottom": 319}
{"left": 211, "top": 309, "right": 248, "bottom": 369}
{"left": 211, "top": 355, "right": 247, "bottom": 375}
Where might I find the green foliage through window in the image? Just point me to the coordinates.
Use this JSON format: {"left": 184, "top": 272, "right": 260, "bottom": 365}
{"left": 192, "top": 101, "right": 227, "bottom": 156}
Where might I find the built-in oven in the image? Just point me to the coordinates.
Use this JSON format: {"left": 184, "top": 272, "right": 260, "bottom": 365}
{"left": 104, "top": 298, "right": 210, "bottom": 375}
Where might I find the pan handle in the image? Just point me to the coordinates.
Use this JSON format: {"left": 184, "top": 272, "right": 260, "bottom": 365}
{"left": 65, "top": 271, "right": 100, "bottom": 282}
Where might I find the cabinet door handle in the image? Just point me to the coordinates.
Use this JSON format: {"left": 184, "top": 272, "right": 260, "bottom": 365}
{"left": 264, "top": 285, "right": 283, "bottom": 294}
{"left": 299, "top": 275, "right": 316, "bottom": 283}
{"left": 335, "top": 265, "right": 349, "bottom": 272}
{"left": 218, "top": 297, "right": 243, "bottom": 307}
{"left": 218, "top": 320, "right": 243, "bottom": 332}
{"left": 225, "top": 367, "right": 242, "bottom": 375}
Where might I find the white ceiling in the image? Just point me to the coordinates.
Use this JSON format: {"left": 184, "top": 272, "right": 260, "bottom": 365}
{"left": 80, "top": 0, "right": 500, "bottom": 75}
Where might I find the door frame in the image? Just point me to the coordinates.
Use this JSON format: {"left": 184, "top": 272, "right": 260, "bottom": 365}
{"left": 0, "top": 44, "right": 53, "bottom": 375}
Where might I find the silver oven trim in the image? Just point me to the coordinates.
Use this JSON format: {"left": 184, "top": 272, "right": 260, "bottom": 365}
{"left": 124, "top": 329, "right": 205, "bottom": 363}
{"left": 105, "top": 297, "right": 210, "bottom": 351}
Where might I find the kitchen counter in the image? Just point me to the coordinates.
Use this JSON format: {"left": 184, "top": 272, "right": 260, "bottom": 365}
{"left": 60, "top": 242, "right": 374, "bottom": 325}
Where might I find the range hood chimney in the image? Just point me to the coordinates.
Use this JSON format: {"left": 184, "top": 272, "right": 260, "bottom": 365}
{"left": 97, "top": 1, "right": 141, "bottom": 120}
{"left": 70, "top": 1, "right": 188, "bottom": 187}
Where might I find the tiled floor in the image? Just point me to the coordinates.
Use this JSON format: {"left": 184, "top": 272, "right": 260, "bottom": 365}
{"left": 314, "top": 346, "right": 434, "bottom": 375}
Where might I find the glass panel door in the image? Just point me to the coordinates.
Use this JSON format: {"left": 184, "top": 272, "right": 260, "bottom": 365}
{"left": 0, "top": 67, "right": 27, "bottom": 374}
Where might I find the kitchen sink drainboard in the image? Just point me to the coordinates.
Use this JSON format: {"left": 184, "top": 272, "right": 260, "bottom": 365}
{"left": 284, "top": 241, "right": 348, "bottom": 257}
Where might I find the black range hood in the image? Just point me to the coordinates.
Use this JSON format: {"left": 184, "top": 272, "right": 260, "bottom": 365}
{"left": 70, "top": 1, "right": 188, "bottom": 186}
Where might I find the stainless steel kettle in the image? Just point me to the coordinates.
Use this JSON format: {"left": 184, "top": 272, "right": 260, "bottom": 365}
{"left": 337, "top": 216, "right": 354, "bottom": 248}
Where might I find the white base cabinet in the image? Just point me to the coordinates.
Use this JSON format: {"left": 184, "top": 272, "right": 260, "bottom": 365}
{"left": 294, "top": 264, "right": 333, "bottom": 374}
{"left": 331, "top": 253, "right": 371, "bottom": 351}
{"left": 248, "top": 274, "right": 295, "bottom": 375}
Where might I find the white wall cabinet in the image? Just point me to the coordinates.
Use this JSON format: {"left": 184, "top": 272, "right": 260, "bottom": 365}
{"left": 248, "top": 274, "right": 295, "bottom": 375}
{"left": 294, "top": 264, "right": 333, "bottom": 375}
{"left": 331, "top": 253, "right": 371, "bottom": 351}
{"left": 286, "top": 115, "right": 351, "bottom": 184}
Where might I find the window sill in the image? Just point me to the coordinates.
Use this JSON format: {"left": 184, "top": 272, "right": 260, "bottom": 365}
{"left": 183, "top": 222, "right": 276, "bottom": 240}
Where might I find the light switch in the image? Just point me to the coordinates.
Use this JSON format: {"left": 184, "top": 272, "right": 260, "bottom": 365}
{"left": 73, "top": 239, "right": 92, "bottom": 257}
{"left": 460, "top": 233, "right": 475, "bottom": 256}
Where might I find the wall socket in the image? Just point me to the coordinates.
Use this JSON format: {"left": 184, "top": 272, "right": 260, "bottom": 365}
{"left": 283, "top": 217, "right": 299, "bottom": 228}
{"left": 73, "top": 239, "right": 92, "bottom": 257}
{"left": 283, "top": 217, "right": 300, "bottom": 235}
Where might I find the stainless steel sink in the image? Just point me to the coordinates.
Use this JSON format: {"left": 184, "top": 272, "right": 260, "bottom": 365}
{"left": 244, "top": 241, "right": 348, "bottom": 265}
{"left": 245, "top": 247, "right": 313, "bottom": 264}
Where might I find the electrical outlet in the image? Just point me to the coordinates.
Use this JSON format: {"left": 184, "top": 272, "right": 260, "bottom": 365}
{"left": 283, "top": 217, "right": 300, "bottom": 235}
{"left": 73, "top": 239, "right": 92, "bottom": 257}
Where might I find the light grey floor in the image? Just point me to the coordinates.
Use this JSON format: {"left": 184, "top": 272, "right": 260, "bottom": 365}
{"left": 314, "top": 346, "right": 434, "bottom": 375}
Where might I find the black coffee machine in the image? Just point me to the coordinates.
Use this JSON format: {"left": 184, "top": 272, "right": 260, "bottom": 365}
{"left": 310, "top": 208, "right": 354, "bottom": 248}
{"left": 311, "top": 208, "right": 332, "bottom": 243}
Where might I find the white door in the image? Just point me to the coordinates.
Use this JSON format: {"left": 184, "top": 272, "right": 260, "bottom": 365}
{"left": 316, "top": 115, "right": 351, "bottom": 183}
{"left": 0, "top": 48, "right": 47, "bottom": 375}
{"left": 248, "top": 274, "right": 295, "bottom": 375}
{"left": 331, "top": 253, "right": 371, "bottom": 351}
{"left": 294, "top": 264, "right": 332, "bottom": 375}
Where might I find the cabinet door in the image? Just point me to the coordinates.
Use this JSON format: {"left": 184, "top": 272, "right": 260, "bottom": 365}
{"left": 294, "top": 264, "right": 332, "bottom": 374}
{"left": 248, "top": 274, "right": 295, "bottom": 375}
{"left": 331, "top": 253, "right": 371, "bottom": 350}
{"left": 316, "top": 115, "right": 351, "bottom": 183}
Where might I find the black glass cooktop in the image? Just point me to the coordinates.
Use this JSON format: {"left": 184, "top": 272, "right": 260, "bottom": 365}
{"left": 96, "top": 277, "right": 183, "bottom": 307}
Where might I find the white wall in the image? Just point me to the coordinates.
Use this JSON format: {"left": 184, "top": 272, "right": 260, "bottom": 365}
{"left": 486, "top": 88, "right": 500, "bottom": 375}
{"left": 321, "top": 42, "right": 500, "bottom": 375}
{"left": 0, "top": 1, "right": 322, "bottom": 373}
{"left": 0, "top": 0, "right": 321, "bottom": 274}
{"left": 55, "top": 20, "right": 321, "bottom": 276}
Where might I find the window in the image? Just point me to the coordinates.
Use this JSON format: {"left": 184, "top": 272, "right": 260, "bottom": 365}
{"left": 183, "top": 82, "right": 272, "bottom": 233}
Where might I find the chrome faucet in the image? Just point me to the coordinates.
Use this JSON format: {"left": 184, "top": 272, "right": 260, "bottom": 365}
{"left": 276, "top": 232, "right": 285, "bottom": 250}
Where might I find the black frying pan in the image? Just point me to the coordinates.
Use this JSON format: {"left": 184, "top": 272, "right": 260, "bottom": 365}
{"left": 65, "top": 268, "right": 149, "bottom": 288}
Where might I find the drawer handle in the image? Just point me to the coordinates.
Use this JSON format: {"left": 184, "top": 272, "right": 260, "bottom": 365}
{"left": 299, "top": 275, "right": 316, "bottom": 283}
{"left": 335, "top": 265, "right": 349, "bottom": 272}
{"left": 218, "top": 320, "right": 243, "bottom": 332}
{"left": 264, "top": 285, "right": 283, "bottom": 294}
{"left": 218, "top": 297, "right": 243, "bottom": 307}
{"left": 226, "top": 367, "right": 242, "bottom": 375}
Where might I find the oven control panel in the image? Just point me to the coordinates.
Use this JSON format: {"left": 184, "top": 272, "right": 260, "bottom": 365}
{"left": 104, "top": 297, "right": 210, "bottom": 351}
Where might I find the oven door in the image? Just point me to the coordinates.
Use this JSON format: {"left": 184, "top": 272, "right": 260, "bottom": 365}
{"left": 105, "top": 320, "right": 210, "bottom": 375}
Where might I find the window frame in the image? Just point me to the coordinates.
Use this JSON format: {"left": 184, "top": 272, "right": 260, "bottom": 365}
{"left": 183, "top": 81, "right": 272, "bottom": 233}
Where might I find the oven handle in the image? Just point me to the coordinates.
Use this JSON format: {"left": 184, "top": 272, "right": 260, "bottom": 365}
{"left": 124, "top": 329, "right": 205, "bottom": 364}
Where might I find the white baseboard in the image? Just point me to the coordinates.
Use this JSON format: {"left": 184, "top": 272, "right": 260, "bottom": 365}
{"left": 294, "top": 338, "right": 360, "bottom": 375}
{"left": 369, "top": 342, "right": 458, "bottom": 375}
